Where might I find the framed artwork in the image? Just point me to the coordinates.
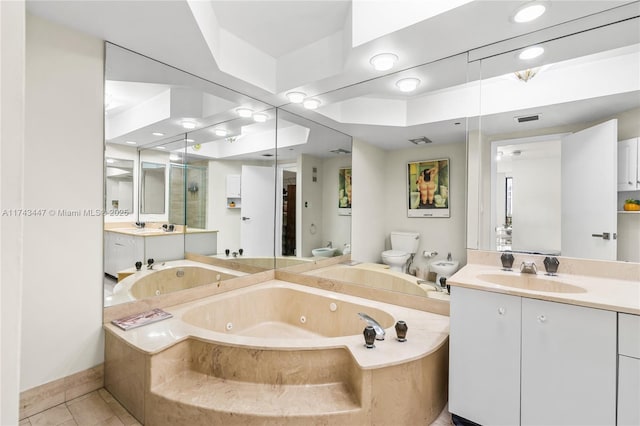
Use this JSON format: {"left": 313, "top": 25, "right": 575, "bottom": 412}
{"left": 407, "top": 158, "right": 450, "bottom": 218}
{"left": 338, "top": 167, "right": 352, "bottom": 216}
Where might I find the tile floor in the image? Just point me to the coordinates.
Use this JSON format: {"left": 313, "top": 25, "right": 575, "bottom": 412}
{"left": 19, "top": 389, "right": 140, "bottom": 426}
{"left": 22, "top": 388, "right": 452, "bottom": 425}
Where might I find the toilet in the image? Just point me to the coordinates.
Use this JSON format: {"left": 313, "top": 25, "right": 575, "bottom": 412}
{"left": 429, "top": 259, "right": 460, "bottom": 287}
{"left": 381, "top": 232, "right": 420, "bottom": 273}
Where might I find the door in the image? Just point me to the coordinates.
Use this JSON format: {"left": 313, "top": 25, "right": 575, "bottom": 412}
{"left": 561, "top": 119, "right": 617, "bottom": 260}
{"left": 449, "top": 287, "right": 521, "bottom": 426}
{"left": 240, "top": 165, "right": 275, "bottom": 257}
{"left": 521, "top": 298, "right": 616, "bottom": 426}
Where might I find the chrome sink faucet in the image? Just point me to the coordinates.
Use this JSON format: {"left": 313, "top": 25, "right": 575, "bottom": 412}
{"left": 358, "top": 313, "right": 385, "bottom": 340}
{"left": 417, "top": 279, "right": 446, "bottom": 293}
{"left": 520, "top": 261, "right": 537, "bottom": 274}
{"left": 327, "top": 241, "right": 333, "bottom": 248}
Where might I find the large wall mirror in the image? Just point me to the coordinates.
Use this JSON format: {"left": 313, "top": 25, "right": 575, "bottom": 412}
{"left": 467, "top": 14, "right": 640, "bottom": 263}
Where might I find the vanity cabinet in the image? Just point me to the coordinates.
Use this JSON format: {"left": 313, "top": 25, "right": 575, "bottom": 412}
{"left": 450, "top": 287, "right": 617, "bottom": 426}
{"left": 618, "top": 313, "right": 640, "bottom": 426}
{"left": 104, "top": 231, "right": 184, "bottom": 277}
{"left": 617, "top": 137, "right": 640, "bottom": 191}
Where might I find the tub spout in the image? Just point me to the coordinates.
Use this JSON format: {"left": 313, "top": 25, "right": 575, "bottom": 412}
{"left": 358, "top": 312, "right": 385, "bottom": 340}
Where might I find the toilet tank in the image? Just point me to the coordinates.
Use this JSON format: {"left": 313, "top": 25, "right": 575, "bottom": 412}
{"left": 390, "top": 232, "right": 420, "bottom": 254}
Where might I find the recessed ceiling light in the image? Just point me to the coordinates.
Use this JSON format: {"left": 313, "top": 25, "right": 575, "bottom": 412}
{"left": 303, "top": 99, "right": 321, "bottom": 110}
{"left": 370, "top": 53, "right": 398, "bottom": 71}
{"left": 253, "top": 113, "right": 268, "bottom": 123}
{"left": 125, "top": 141, "right": 137, "bottom": 145}
{"left": 214, "top": 128, "right": 227, "bottom": 137}
{"left": 169, "top": 154, "right": 180, "bottom": 162}
{"left": 181, "top": 120, "right": 197, "bottom": 130}
{"left": 157, "top": 146, "right": 166, "bottom": 150}
{"left": 513, "top": 2, "right": 547, "bottom": 23}
{"left": 236, "top": 108, "right": 253, "bottom": 118}
{"left": 152, "top": 132, "right": 165, "bottom": 137}
{"left": 286, "top": 92, "right": 306, "bottom": 103}
{"left": 396, "top": 77, "right": 421, "bottom": 93}
{"left": 185, "top": 138, "right": 195, "bottom": 143}
{"left": 106, "top": 158, "right": 115, "bottom": 164}
{"left": 519, "top": 46, "right": 544, "bottom": 60}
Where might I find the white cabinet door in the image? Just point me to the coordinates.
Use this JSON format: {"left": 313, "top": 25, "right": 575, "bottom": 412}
{"left": 226, "top": 175, "right": 241, "bottom": 197}
{"left": 449, "top": 287, "right": 522, "bottom": 426}
{"left": 618, "top": 138, "right": 639, "bottom": 191}
{"left": 618, "top": 355, "right": 640, "bottom": 426}
{"left": 521, "top": 299, "right": 617, "bottom": 426}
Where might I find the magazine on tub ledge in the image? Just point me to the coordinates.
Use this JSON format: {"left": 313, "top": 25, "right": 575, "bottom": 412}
{"left": 111, "top": 308, "right": 173, "bottom": 331}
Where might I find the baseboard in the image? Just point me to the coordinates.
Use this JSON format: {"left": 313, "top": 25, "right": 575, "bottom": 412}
{"left": 19, "top": 364, "right": 104, "bottom": 420}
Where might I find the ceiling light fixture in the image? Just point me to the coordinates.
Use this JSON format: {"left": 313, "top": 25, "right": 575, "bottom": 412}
{"left": 106, "top": 158, "right": 115, "bottom": 164}
{"left": 370, "top": 53, "right": 398, "bottom": 71}
{"left": 181, "top": 120, "right": 197, "bottom": 130}
{"left": 152, "top": 132, "right": 164, "bottom": 137}
{"left": 253, "top": 113, "right": 268, "bottom": 123}
{"left": 396, "top": 77, "right": 421, "bottom": 93}
{"left": 169, "top": 154, "right": 180, "bottom": 162}
{"left": 214, "top": 128, "right": 227, "bottom": 137}
{"left": 514, "top": 68, "right": 539, "bottom": 82}
{"left": 303, "top": 99, "right": 321, "bottom": 110}
{"left": 157, "top": 146, "right": 166, "bottom": 150}
{"left": 125, "top": 141, "right": 137, "bottom": 145}
{"left": 236, "top": 108, "right": 253, "bottom": 118}
{"left": 513, "top": 2, "right": 547, "bottom": 23}
{"left": 286, "top": 92, "right": 306, "bottom": 103}
{"left": 519, "top": 46, "right": 544, "bottom": 60}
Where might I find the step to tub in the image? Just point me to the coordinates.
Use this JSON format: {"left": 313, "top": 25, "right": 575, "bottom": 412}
{"left": 151, "top": 370, "right": 361, "bottom": 416}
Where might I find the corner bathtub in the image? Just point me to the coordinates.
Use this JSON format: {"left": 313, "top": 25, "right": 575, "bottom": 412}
{"left": 106, "top": 260, "right": 245, "bottom": 306}
{"left": 306, "top": 263, "right": 450, "bottom": 299}
{"left": 104, "top": 280, "right": 450, "bottom": 425}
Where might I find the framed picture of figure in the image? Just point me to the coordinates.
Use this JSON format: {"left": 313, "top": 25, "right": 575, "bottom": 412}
{"left": 407, "top": 159, "right": 450, "bottom": 218}
{"left": 338, "top": 167, "right": 352, "bottom": 216}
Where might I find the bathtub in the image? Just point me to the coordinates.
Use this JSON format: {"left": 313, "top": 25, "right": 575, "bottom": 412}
{"left": 106, "top": 260, "right": 246, "bottom": 306}
{"left": 104, "top": 280, "right": 450, "bottom": 425}
{"left": 209, "top": 255, "right": 314, "bottom": 270}
{"left": 306, "top": 263, "right": 450, "bottom": 299}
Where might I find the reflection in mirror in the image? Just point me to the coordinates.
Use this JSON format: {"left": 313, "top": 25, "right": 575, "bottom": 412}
{"left": 469, "top": 17, "right": 640, "bottom": 262}
{"left": 140, "top": 161, "right": 166, "bottom": 214}
{"left": 181, "top": 107, "right": 278, "bottom": 271}
{"left": 275, "top": 109, "right": 352, "bottom": 263}
{"left": 105, "top": 158, "right": 133, "bottom": 214}
{"left": 103, "top": 42, "right": 274, "bottom": 306}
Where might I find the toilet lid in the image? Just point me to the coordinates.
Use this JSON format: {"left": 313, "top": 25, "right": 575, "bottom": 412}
{"left": 382, "top": 250, "right": 408, "bottom": 258}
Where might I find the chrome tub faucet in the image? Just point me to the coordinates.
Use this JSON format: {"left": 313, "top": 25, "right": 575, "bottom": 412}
{"left": 358, "top": 312, "right": 385, "bottom": 340}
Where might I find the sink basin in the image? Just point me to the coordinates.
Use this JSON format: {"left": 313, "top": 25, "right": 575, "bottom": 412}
{"left": 312, "top": 247, "right": 337, "bottom": 257}
{"left": 478, "top": 273, "right": 586, "bottom": 294}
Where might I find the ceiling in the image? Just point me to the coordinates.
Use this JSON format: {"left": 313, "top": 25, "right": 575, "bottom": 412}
{"left": 26, "top": 0, "right": 640, "bottom": 152}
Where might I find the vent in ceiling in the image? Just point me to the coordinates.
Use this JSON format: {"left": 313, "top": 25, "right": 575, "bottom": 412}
{"left": 515, "top": 114, "right": 541, "bottom": 123}
{"left": 329, "top": 148, "right": 351, "bottom": 154}
{"left": 261, "top": 153, "right": 274, "bottom": 157}
{"left": 408, "top": 136, "right": 433, "bottom": 145}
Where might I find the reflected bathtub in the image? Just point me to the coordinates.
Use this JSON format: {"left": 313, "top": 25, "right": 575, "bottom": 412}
{"left": 106, "top": 261, "right": 245, "bottom": 306}
{"left": 105, "top": 281, "right": 450, "bottom": 425}
{"left": 306, "top": 263, "right": 439, "bottom": 297}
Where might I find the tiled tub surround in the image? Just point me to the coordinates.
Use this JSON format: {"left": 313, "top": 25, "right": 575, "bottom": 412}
{"left": 105, "top": 280, "right": 450, "bottom": 425}
{"left": 305, "top": 262, "right": 451, "bottom": 299}
{"left": 106, "top": 260, "right": 247, "bottom": 306}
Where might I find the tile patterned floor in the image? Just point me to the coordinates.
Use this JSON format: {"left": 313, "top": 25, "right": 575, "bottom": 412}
{"left": 23, "top": 388, "right": 451, "bottom": 425}
{"left": 19, "top": 389, "right": 140, "bottom": 426}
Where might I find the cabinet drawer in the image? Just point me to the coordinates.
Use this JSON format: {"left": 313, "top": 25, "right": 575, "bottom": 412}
{"left": 619, "top": 313, "right": 640, "bottom": 358}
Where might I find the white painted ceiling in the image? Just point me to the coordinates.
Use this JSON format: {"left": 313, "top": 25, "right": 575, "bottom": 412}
{"left": 27, "top": 0, "right": 640, "bottom": 156}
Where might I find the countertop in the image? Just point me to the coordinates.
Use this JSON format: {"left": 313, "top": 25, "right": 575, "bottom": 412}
{"left": 105, "top": 227, "right": 218, "bottom": 237}
{"left": 448, "top": 263, "right": 640, "bottom": 315}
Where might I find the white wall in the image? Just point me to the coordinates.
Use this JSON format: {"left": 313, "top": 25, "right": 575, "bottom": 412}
{"left": 351, "top": 138, "right": 387, "bottom": 263}
{"left": 20, "top": 14, "right": 104, "bottom": 391}
{"left": 1, "top": 1, "right": 25, "bottom": 423}
{"left": 382, "top": 142, "right": 468, "bottom": 273}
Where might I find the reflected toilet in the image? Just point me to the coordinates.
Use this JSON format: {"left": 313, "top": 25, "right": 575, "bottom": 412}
{"left": 381, "top": 232, "right": 420, "bottom": 273}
